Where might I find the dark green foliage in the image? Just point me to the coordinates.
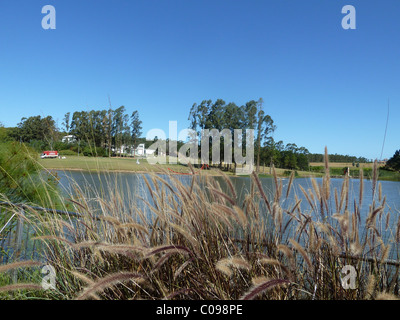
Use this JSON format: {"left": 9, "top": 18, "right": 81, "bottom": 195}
{"left": 385, "top": 150, "right": 400, "bottom": 172}
{"left": 10, "top": 116, "right": 58, "bottom": 148}
{"left": 82, "top": 146, "right": 109, "bottom": 157}
{"left": 58, "top": 150, "right": 77, "bottom": 156}
{"left": 308, "top": 153, "right": 369, "bottom": 163}
{"left": 260, "top": 139, "right": 310, "bottom": 171}
{"left": 0, "top": 142, "right": 58, "bottom": 204}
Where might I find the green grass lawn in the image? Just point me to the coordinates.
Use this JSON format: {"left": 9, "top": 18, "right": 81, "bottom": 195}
{"left": 38, "top": 155, "right": 218, "bottom": 174}
{"left": 38, "top": 155, "right": 328, "bottom": 178}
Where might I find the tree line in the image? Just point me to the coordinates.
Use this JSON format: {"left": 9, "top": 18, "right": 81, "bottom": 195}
{"left": 1, "top": 98, "right": 378, "bottom": 172}
{"left": 188, "top": 98, "right": 276, "bottom": 172}
{"left": 188, "top": 98, "right": 314, "bottom": 172}
{"left": 307, "top": 153, "right": 370, "bottom": 163}
{"left": 3, "top": 106, "right": 143, "bottom": 157}
{"left": 64, "top": 106, "right": 142, "bottom": 156}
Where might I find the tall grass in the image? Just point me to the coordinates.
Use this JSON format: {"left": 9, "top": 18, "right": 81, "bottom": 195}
{"left": 1, "top": 152, "right": 400, "bottom": 300}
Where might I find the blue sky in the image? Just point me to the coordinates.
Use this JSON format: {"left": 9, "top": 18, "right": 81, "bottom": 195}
{"left": 0, "top": 0, "right": 399, "bottom": 160}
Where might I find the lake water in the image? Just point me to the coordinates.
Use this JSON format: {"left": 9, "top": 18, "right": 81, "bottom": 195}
{"left": 2, "top": 170, "right": 400, "bottom": 263}
{"left": 55, "top": 170, "right": 400, "bottom": 260}
{"left": 56, "top": 170, "right": 400, "bottom": 226}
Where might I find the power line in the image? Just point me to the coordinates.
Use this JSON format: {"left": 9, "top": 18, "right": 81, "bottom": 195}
{"left": 379, "top": 99, "right": 390, "bottom": 161}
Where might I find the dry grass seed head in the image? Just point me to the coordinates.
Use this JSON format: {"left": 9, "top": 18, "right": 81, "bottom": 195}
{"left": 240, "top": 278, "right": 290, "bottom": 300}
{"left": 216, "top": 256, "right": 251, "bottom": 277}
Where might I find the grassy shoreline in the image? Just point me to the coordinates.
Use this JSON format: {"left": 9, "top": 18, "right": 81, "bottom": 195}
{"left": 38, "top": 156, "right": 400, "bottom": 181}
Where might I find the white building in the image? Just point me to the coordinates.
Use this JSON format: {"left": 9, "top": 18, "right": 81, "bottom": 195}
{"left": 115, "top": 143, "right": 156, "bottom": 157}
{"left": 62, "top": 135, "right": 77, "bottom": 143}
{"left": 135, "top": 143, "right": 156, "bottom": 156}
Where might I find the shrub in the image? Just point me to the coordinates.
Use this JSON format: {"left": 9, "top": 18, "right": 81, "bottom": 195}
{"left": 0, "top": 142, "right": 58, "bottom": 205}
{"left": 310, "top": 166, "right": 323, "bottom": 173}
{"left": 82, "top": 146, "right": 108, "bottom": 157}
{"left": 58, "top": 150, "right": 77, "bottom": 156}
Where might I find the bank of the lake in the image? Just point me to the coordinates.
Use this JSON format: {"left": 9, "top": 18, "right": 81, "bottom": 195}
{"left": 39, "top": 155, "right": 325, "bottom": 178}
{"left": 39, "top": 155, "right": 400, "bottom": 181}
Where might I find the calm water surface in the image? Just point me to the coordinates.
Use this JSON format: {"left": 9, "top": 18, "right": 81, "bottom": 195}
{"left": 56, "top": 170, "right": 400, "bottom": 222}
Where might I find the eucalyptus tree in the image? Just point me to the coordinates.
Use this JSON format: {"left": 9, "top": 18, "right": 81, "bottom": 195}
{"left": 130, "top": 110, "right": 142, "bottom": 156}
{"left": 62, "top": 112, "right": 71, "bottom": 134}
{"left": 255, "top": 98, "right": 276, "bottom": 173}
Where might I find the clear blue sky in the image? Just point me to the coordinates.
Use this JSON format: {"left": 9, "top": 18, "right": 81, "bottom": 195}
{"left": 0, "top": 0, "right": 399, "bottom": 160}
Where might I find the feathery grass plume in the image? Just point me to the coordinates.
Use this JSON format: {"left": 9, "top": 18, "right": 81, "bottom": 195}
{"left": 168, "top": 223, "right": 199, "bottom": 253}
{"left": 258, "top": 258, "right": 293, "bottom": 280}
{"left": 285, "top": 170, "right": 295, "bottom": 199}
{"left": 75, "top": 271, "right": 145, "bottom": 300}
{"left": 90, "top": 243, "right": 145, "bottom": 260}
{"left": 251, "top": 276, "right": 271, "bottom": 286}
{"left": 311, "top": 178, "right": 321, "bottom": 201}
{"left": 350, "top": 210, "right": 357, "bottom": 241}
{"left": 381, "top": 243, "right": 391, "bottom": 262}
{"left": 332, "top": 210, "right": 349, "bottom": 238}
{"left": 359, "top": 168, "right": 364, "bottom": 208}
{"left": 383, "top": 211, "right": 390, "bottom": 232}
{"left": 208, "top": 187, "right": 236, "bottom": 206}
{"left": 145, "top": 244, "right": 193, "bottom": 258}
{"left": 215, "top": 256, "right": 251, "bottom": 277}
{"left": 323, "top": 146, "right": 330, "bottom": 199}
{"left": 350, "top": 240, "right": 362, "bottom": 256}
{"left": 240, "top": 278, "right": 290, "bottom": 300}
{"left": 338, "top": 176, "right": 348, "bottom": 213}
{"left": 0, "top": 283, "right": 43, "bottom": 293}
{"left": 152, "top": 252, "right": 176, "bottom": 272}
{"left": 276, "top": 244, "right": 294, "bottom": 260}
{"left": 372, "top": 159, "right": 378, "bottom": 200}
{"left": 298, "top": 185, "right": 315, "bottom": 212}
{"left": 70, "top": 271, "right": 101, "bottom": 300}
{"left": 173, "top": 259, "right": 193, "bottom": 281}
{"left": 289, "top": 239, "right": 312, "bottom": 270}
{"left": 308, "top": 223, "right": 316, "bottom": 252}
{"left": 233, "top": 205, "right": 248, "bottom": 228}
{"left": 324, "top": 146, "right": 330, "bottom": 174}
{"left": 0, "top": 260, "right": 43, "bottom": 273}
{"left": 378, "top": 182, "right": 382, "bottom": 202}
{"left": 251, "top": 171, "right": 271, "bottom": 214}
{"left": 366, "top": 205, "right": 384, "bottom": 227}
{"left": 376, "top": 292, "right": 399, "bottom": 300}
{"left": 365, "top": 274, "right": 376, "bottom": 299}
{"left": 210, "top": 203, "right": 235, "bottom": 229}
{"left": 221, "top": 171, "right": 237, "bottom": 200}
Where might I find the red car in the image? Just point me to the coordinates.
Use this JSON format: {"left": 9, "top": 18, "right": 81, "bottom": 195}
{"left": 40, "top": 151, "right": 58, "bottom": 159}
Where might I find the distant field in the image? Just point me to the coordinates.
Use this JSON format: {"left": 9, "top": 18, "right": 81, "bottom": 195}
{"left": 309, "top": 162, "right": 382, "bottom": 168}
{"left": 38, "top": 155, "right": 218, "bottom": 175}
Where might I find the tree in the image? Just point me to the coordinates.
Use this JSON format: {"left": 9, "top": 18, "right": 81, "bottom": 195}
{"left": 130, "top": 110, "right": 143, "bottom": 156}
{"left": 62, "top": 112, "right": 71, "bottom": 134}
{"left": 255, "top": 98, "right": 276, "bottom": 173}
{"left": 0, "top": 122, "right": 9, "bottom": 142}
{"left": 385, "top": 150, "right": 400, "bottom": 171}
{"left": 112, "top": 106, "right": 130, "bottom": 156}
{"left": 14, "top": 115, "right": 57, "bottom": 146}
